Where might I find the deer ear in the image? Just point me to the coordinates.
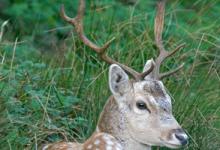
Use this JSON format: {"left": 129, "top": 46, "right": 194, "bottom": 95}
{"left": 143, "top": 59, "right": 155, "bottom": 80}
{"left": 109, "top": 64, "right": 131, "bottom": 96}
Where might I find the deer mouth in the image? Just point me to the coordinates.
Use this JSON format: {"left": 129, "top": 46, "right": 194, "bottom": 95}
{"left": 159, "top": 138, "right": 182, "bottom": 149}
{"left": 163, "top": 142, "right": 182, "bottom": 149}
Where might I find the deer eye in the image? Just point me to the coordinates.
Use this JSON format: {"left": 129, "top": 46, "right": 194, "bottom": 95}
{"left": 136, "top": 101, "right": 149, "bottom": 111}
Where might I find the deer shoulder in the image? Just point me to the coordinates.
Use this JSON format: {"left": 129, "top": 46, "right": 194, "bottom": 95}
{"left": 43, "top": 132, "right": 122, "bottom": 150}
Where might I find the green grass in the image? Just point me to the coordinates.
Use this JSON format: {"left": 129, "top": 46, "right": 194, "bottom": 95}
{"left": 0, "top": 0, "right": 220, "bottom": 149}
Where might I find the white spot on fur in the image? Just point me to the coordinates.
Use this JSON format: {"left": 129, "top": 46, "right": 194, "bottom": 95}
{"left": 67, "top": 142, "right": 74, "bottom": 148}
{"left": 106, "top": 138, "right": 114, "bottom": 145}
{"left": 87, "top": 144, "right": 92, "bottom": 149}
{"left": 94, "top": 139, "right": 100, "bottom": 145}
{"left": 102, "top": 134, "right": 111, "bottom": 141}
{"left": 106, "top": 145, "right": 112, "bottom": 150}
{"left": 116, "top": 146, "right": 122, "bottom": 150}
{"left": 116, "top": 143, "right": 122, "bottom": 149}
{"left": 106, "top": 139, "right": 113, "bottom": 145}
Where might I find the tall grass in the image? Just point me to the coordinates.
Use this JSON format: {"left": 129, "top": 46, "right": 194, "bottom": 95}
{"left": 0, "top": 0, "right": 219, "bottom": 149}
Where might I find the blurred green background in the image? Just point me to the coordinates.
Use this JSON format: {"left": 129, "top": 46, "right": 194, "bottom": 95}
{"left": 0, "top": 0, "right": 219, "bottom": 149}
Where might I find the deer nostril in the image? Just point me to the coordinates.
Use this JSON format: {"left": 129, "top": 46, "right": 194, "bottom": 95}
{"left": 175, "top": 133, "right": 188, "bottom": 146}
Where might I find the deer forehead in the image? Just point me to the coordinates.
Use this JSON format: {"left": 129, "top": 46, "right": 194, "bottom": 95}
{"left": 133, "top": 80, "right": 172, "bottom": 110}
{"left": 133, "top": 80, "right": 164, "bottom": 94}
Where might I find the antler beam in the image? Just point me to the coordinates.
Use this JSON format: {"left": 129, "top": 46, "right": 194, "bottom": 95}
{"left": 154, "top": 0, "right": 185, "bottom": 80}
{"left": 60, "top": 0, "right": 154, "bottom": 81}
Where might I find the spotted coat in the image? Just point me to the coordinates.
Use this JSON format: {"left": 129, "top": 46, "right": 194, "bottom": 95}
{"left": 43, "top": 132, "right": 122, "bottom": 150}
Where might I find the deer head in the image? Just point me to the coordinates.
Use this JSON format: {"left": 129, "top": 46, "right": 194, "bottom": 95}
{"left": 108, "top": 62, "right": 188, "bottom": 148}
{"left": 61, "top": 0, "right": 188, "bottom": 149}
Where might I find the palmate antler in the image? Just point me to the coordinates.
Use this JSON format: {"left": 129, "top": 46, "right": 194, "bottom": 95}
{"left": 60, "top": 0, "right": 184, "bottom": 81}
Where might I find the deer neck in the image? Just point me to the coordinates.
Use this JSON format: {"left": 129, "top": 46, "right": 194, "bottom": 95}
{"left": 97, "top": 96, "right": 151, "bottom": 150}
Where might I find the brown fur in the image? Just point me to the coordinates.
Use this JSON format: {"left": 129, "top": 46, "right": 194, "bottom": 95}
{"left": 42, "top": 64, "right": 188, "bottom": 150}
{"left": 83, "top": 132, "right": 121, "bottom": 150}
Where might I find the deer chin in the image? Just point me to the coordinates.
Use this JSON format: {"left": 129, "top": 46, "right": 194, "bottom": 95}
{"left": 159, "top": 138, "right": 182, "bottom": 149}
{"left": 164, "top": 143, "right": 181, "bottom": 149}
{"left": 132, "top": 139, "right": 161, "bottom": 148}
{"left": 162, "top": 142, "right": 182, "bottom": 149}
{"left": 129, "top": 132, "right": 163, "bottom": 148}
{"left": 138, "top": 136, "right": 182, "bottom": 148}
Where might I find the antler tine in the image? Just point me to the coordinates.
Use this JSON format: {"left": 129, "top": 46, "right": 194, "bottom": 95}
{"left": 159, "top": 63, "right": 184, "bottom": 79}
{"left": 154, "top": 0, "right": 185, "bottom": 79}
{"left": 60, "top": 0, "right": 154, "bottom": 81}
{"left": 60, "top": 2, "right": 107, "bottom": 52}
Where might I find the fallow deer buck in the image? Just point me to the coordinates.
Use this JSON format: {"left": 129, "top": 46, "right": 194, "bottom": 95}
{"left": 43, "top": 0, "right": 188, "bottom": 149}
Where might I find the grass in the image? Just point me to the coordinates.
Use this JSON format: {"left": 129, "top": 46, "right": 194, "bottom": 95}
{"left": 0, "top": 0, "right": 220, "bottom": 149}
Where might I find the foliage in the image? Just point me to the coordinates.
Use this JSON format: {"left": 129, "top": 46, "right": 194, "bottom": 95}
{"left": 0, "top": 0, "right": 220, "bottom": 149}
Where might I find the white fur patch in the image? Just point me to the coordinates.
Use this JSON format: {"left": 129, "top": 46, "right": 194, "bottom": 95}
{"left": 106, "top": 145, "right": 112, "bottom": 150}
{"left": 94, "top": 139, "right": 100, "bottom": 145}
{"left": 115, "top": 146, "right": 122, "bottom": 150}
{"left": 87, "top": 144, "right": 93, "bottom": 149}
{"left": 106, "top": 139, "right": 113, "bottom": 146}
{"left": 115, "top": 143, "right": 123, "bottom": 150}
{"left": 102, "top": 134, "right": 111, "bottom": 141}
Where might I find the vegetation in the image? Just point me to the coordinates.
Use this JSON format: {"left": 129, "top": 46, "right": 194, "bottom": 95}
{"left": 0, "top": 0, "right": 219, "bottom": 149}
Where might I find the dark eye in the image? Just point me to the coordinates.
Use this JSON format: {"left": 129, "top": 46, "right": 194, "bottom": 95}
{"left": 136, "top": 101, "right": 149, "bottom": 111}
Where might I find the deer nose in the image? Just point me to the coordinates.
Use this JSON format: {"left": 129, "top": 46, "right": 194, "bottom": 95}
{"left": 174, "top": 130, "right": 188, "bottom": 146}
